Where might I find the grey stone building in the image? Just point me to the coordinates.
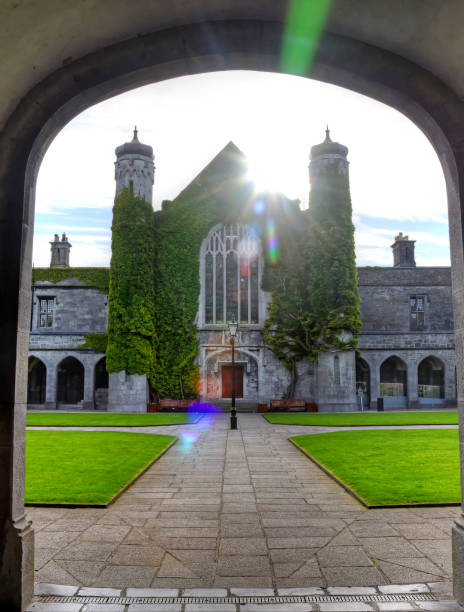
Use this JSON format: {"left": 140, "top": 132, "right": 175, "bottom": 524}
{"left": 28, "top": 134, "right": 457, "bottom": 411}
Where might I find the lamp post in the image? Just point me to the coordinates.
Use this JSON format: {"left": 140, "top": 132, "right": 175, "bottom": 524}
{"left": 228, "top": 316, "right": 238, "bottom": 430}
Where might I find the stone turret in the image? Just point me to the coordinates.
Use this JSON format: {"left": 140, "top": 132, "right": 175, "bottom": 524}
{"left": 50, "top": 233, "right": 71, "bottom": 267}
{"left": 115, "top": 127, "right": 154, "bottom": 203}
{"left": 309, "top": 128, "right": 357, "bottom": 412}
{"left": 309, "top": 126, "right": 349, "bottom": 181}
{"left": 391, "top": 232, "right": 416, "bottom": 267}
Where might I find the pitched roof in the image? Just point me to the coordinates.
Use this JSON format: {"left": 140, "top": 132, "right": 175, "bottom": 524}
{"left": 172, "top": 141, "right": 248, "bottom": 202}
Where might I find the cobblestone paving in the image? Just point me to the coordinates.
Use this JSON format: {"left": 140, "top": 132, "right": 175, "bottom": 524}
{"left": 28, "top": 414, "right": 458, "bottom": 594}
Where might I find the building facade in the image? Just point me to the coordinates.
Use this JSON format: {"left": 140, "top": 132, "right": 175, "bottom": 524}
{"left": 28, "top": 134, "right": 457, "bottom": 411}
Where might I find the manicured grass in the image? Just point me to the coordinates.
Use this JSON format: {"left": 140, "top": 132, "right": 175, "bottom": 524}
{"left": 25, "top": 430, "right": 176, "bottom": 504}
{"left": 291, "top": 429, "right": 460, "bottom": 506}
{"left": 27, "top": 412, "right": 201, "bottom": 427}
{"left": 264, "top": 411, "right": 458, "bottom": 427}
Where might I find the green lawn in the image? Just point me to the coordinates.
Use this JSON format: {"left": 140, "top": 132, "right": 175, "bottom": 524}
{"left": 291, "top": 429, "right": 460, "bottom": 506}
{"left": 264, "top": 411, "right": 458, "bottom": 427}
{"left": 25, "top": 430, "right": 176, "bottom": 505}
{"left": 27, "top": 412, "right": 201, "bottom": 427}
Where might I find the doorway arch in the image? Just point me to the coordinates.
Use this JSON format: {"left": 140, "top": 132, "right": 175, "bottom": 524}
{"left": 3, "top": 18, "right": 464, "bottom": 609}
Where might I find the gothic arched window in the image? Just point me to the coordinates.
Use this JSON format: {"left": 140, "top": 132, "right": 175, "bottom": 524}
{"left": 203, "top": 224, "right": 260, "bottom": 325}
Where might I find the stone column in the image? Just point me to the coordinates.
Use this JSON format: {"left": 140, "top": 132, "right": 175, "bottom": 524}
{"left": 444, "top": 360, "right": 457, "bottom": 406}
{"left": 407, "top": 358, "right": 419, "bottom": 408}
{"left": 315, "top": 350, "right": 357, "bottom": 412}
{"left": 82, "top": 358, "right": 95, "bottom": 410}
{"left": 369, "top": 359, "right": 381, "bottom": 410}
{"left": 108, "top": 371, "right": 148, "bottom": 412}
{"left": 0, "top": 182, "right": 35, "bottom": 609}
{"left": 44, "top": 360, "right": 57, "bottom": 410}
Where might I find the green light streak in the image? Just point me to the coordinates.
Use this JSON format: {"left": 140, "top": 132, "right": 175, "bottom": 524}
{"left": 281, "top": 0, "right": 332, "bottom": 76}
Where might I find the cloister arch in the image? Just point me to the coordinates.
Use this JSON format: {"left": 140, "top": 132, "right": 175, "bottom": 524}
{"left": 56, "top": 356, "right": 84, "bottom": 405}
{"left": 380, "top": 355, "right": 408, "bottom": 407}
{"left": 94, "top": 357, "right": 109, "bottom": 410}
{"left": 355, "top": 355, "right": 370, "bottom": 408}
{"left": 418, "top": 355, "right": 445, "bottom": 403}
{"left": 3, "top": 16, "right": 464, "bottom": 610}
{"left": 27, "top": 356, "right": 46, "bottom": 405}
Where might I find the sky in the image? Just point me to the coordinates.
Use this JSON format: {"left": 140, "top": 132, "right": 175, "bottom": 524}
{"left": 34, "top": 70, "right": 450, "bottom": 268}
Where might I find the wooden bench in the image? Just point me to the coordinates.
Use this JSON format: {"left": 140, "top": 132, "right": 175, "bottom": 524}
{"left": 147, "top": 399, "right": 197, "bottom": 412}
{"left": 267, "top": 399, "right": 317, "bottom": 412}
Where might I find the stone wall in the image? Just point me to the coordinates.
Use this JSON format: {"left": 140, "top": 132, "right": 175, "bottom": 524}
{"left": 31, "top": 282, "right": 107, "bottom": 333}
{"left": 358, "top": 267, "right": 454, "bottom": 332}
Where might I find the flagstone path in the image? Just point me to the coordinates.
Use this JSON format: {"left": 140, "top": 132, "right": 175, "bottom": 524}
{"left": 28, "top": 413, "right": 458, "bottom": 595}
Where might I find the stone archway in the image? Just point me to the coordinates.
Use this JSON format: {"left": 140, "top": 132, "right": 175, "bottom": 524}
{"left": 56, "top": 356, "right": 85, "bottom": 405}
{"left": 380, "top": 355, "right": 408, "bottom": 407}
{"left": 418, "top": 355, "right": 445, "bottom": 404}
{"left": 27, "top": 357, "right": 46, "bottom": 405}
{"left": 2, "top": 19, "right": 464, "bottom": 609}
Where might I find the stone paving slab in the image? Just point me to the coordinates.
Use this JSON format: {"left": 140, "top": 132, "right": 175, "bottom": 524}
{"left": 28, "top": 414, "right": 460, "bottom": 593}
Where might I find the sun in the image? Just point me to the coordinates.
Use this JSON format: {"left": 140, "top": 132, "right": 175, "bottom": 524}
{"left": 246, "top": 154, "right": 290, "bottom": 195}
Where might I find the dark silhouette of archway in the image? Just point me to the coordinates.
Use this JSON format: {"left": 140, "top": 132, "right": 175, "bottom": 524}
{"left": 27, "top": 357, "right": 46, "bottom": 404}
{"left": 57, "top": 357, "right": 84, "bottom": 404}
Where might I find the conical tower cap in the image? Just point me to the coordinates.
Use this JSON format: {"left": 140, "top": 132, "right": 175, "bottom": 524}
{"left": 115, "top": 127, "right": 153, "bottom": 158}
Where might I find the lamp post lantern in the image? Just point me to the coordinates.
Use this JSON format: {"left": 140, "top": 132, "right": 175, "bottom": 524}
{"left": 228, "top": 316, "right": 238, "bottom": 430}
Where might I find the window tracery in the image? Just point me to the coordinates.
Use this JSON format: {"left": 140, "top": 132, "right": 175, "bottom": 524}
{"left": 203, "top": 224, "right": 260, "bottom": 325}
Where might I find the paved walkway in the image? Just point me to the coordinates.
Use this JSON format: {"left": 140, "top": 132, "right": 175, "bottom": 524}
{"left": 29, "top": 414, "right": 458, "bottom": 595}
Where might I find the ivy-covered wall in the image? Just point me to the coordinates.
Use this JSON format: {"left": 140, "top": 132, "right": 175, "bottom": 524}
{"left": 150, "top": 145, "right": 256, "bottom": 398}
{"left": 104, "top": 142, "right": 360, "bottom": 401}
{"left": 32, "top": 267, "right": 109, "bottom": 293}
{"left": 307, "top": 162, "right": 361, "bottom": 346}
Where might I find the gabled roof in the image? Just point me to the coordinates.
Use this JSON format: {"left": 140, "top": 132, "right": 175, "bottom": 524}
{"left": 172, "top": 141, "right": 249, "bottom": 202}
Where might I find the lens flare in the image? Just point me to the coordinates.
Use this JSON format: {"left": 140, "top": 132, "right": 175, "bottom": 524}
{"left": 253, "top": 199, "right": 266, "bottom": 214}
{"left": 267, "top": 218, "right": 280, "bottom": 263}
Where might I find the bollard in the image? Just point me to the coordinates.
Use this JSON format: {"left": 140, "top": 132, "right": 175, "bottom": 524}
{"left": 377, "top": 397, "right": 384, "bottom": 412}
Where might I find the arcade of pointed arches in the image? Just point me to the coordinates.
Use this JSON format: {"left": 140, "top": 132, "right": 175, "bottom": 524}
{"left": 27, "top": 353, "right": 108, "bottom": 409}
{"left": 355, "top": 352, "right": 454, "bottom": 409}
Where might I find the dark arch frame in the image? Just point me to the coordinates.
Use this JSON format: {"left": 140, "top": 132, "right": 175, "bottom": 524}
{"left": 3, "top": 19, "right": 464, "bottom": 608}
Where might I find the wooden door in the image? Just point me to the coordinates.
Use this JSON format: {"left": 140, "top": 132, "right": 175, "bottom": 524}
{"left": 222, "top": 365, "right": 244, "bottom": 398}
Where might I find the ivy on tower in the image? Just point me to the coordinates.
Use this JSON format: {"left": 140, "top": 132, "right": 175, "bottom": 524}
{"left": 307, "top": 128, "right": 361, "bottom": 347}
{"left": 106, "top": 128, "right": 157, "bottom": 376}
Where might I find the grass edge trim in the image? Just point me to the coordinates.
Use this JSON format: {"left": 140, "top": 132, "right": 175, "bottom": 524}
{"left": 26, "top": 414, "right": 202, "bottom": 428}
{"left": 25, "top": 437, "right": 177, "bottom": 508}
{"left": 289, "top": 437, "right": 460, "bottom": 509}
